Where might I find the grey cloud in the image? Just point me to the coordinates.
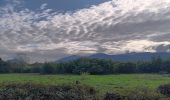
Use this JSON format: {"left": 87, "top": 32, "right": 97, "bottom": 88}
{"left": 1, "top": 0, "right": 170, "bottom": 62}
{"left": 153, "top": 44, "right": 170, "bottom": 52}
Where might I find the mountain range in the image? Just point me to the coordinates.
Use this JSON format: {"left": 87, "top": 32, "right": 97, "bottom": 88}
{"left": 57, "top": 52, "right": 170, "bottom": 62}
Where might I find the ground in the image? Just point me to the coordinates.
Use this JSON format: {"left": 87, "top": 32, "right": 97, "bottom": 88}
{"left": 0, "top": 74, "right": 169, "bottom": 93}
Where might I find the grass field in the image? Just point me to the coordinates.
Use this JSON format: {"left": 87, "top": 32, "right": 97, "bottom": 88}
{"left": 0, "top": 74, "right": 169, "bottom": 93}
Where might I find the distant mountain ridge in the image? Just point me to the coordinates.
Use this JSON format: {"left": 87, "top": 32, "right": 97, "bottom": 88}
{"left": 57, "top": 55, "right": 81, "bottom": 62}
{"left": 57, "top": 52, "right": 170, "bottom": 62}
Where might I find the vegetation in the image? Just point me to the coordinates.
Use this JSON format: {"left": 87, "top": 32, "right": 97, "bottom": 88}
{"left": 0, "top": 74, "right": 169, "bottom": 93}
{"left": 0, "top": 56, "right": 170, "bottom": 99}
{"left": 1, "top": 56, "right": 170, "bottom": 75}
{"left": 0, "top": 74, "right": 168, "bottom": 99}
{"left": 0, "top": 82, "right": 168, "bottom": 100}
{"left": 158, "top": 84, "right": 170, "bottom": 97}
{"left": 0, "top": 83, "right": 98, "bottom": 100}
{"left": 0, "top": 58, "right": 10, "bottom": 73}
{"left": 105, "top": 87, "right": 165, "bottom": 100}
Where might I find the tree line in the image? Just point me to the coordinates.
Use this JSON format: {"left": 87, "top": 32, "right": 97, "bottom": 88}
{"left": 0, "top": 56, "right": 170, "bottom": 74}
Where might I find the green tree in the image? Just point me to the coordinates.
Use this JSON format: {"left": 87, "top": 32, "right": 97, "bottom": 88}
{"left": 41, "top": 63, "right": 55, "bottom": 74}
{"left": 0, "top": 58, "right": 10, "bottom": 73}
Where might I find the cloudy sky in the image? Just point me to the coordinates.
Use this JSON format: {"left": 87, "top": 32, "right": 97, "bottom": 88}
{"left": 0, "top": 0, "right": 170, "bottom": 62}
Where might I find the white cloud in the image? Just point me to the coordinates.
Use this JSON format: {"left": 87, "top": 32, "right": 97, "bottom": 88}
{"left": 40, "top": 3, "right": 47, "bottom": 10}
{"left": 1, "top": 0, "right": 170, "bottom": 62}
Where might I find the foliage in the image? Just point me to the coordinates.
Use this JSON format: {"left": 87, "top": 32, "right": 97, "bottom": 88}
{"left": 104, "top": 92, "right": 122, "bottom": 100}
{"left": 103, "top": 86, "right": 166, "bottom": 100}
{"left": 0, "top": 74, "right": 168, "bottom": 96}
{"left": 124, "top": 87, "right": 164, "bottom": 100}
{"left": 0, "top": 83, "right": 98, "bottom": 100}
{"left": 1, "top": 56, "right": 170, "bottom": 74}
{"left": 158, "top": 84, "right": 170, "bottom": 97}
{"left": 0, "top": 74, "right": 168, "bottom": 99}
{"left": 40, "top": 63, "right": 55, "bottom": 74}
{"left": 41, "top": 57, "right": 170, "bottom": 75}
{"left": 0, "top": 58, "right": 10, "bottom": 73}
{"left": 0, "top": 82, "right": 167, "bottom": 100}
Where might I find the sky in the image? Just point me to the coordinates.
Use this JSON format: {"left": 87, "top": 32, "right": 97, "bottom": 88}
{"left": 0, "top": 0, "right": 170, "bottom": 62}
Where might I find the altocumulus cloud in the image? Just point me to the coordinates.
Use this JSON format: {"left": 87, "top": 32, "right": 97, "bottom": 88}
{"left": 0, "top": 0, "right": 170, "bottom": 62}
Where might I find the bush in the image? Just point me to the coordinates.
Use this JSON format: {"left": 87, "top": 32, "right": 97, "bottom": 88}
{"left": 0, "top": 83, "right": 167, "bottom": 100}
{"left": 158, "top": 84, "right": 170, "bottom": 97}
{"left": 104, "top": 92, "right": 122, "bottom": 100}
{"left": 0, "top": 83, "right": 98, "bottom": 100}
{"left": 103, "top": 87, "right": 163, "bottom": 100}
{"left": 125, "top": 87, "right": 163, "bottom": 100}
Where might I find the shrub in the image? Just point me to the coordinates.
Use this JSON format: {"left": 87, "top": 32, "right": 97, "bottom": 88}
{"left": 104, "top": 92, "right": 122, "bottom": 100}
{"left": 103, "top": 88, "right": 163, "bottom": 100}
{"left": 125, "top": 87, "right": 163, "bottom": 100}
{"left": 158, "top": 84, "right": 170, "bottom": 97}
{"left": 0, "top": 83, "right": 98, "bottom": 100}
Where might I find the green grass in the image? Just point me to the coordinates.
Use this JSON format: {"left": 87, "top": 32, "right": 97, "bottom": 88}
{"left": 0, "top": 74, "right": 169, "bottom": 93}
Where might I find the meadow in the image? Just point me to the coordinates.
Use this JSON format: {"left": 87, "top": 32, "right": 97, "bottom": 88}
{"left": 0, "top": 74, "right": 169, "bottom": 93}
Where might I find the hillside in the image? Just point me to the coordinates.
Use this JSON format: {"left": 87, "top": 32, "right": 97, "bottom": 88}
{"left": 58, "top": 52, "right": 170, "bottom": 62}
